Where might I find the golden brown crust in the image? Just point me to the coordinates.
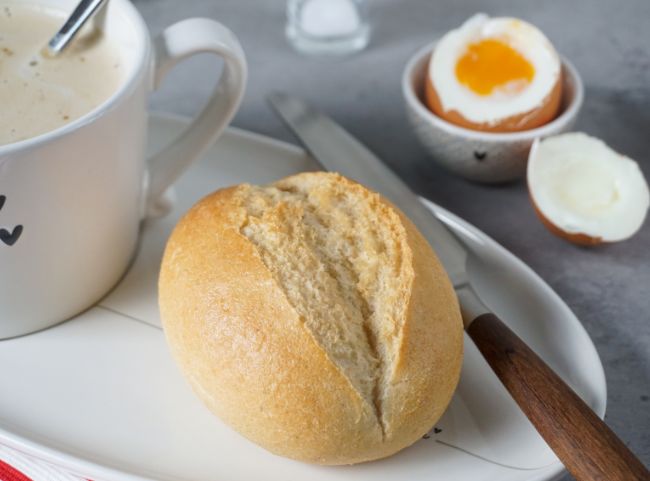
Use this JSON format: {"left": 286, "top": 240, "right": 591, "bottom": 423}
{"left": 424, "top": 63, "right": 563, "bottom": 133}
{"left": 380, "top": 207, "right": 464, "bottom": 446}
{"left": 159, "top": 173, "right": 463, "bottom": 464}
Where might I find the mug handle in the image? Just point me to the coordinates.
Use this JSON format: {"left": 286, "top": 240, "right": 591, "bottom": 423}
{"left": 144, "top": 18, "right": 247, "bottom": 218}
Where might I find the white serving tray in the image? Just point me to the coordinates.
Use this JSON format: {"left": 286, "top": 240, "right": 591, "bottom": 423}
{"left": 0, "top": 114, "right": 606, "bottom": 481}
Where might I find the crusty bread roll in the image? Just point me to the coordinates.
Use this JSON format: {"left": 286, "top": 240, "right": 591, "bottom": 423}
{"left": 159, "top": 172, "right": 463, "bottom": 465}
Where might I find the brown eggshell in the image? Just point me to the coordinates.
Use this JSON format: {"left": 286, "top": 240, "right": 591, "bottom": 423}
{"left": 529, "top": 193, "right": 603, "bottom": 246}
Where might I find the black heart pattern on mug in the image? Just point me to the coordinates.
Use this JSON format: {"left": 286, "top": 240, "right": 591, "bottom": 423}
{"left": 0, "top": 195, "right": 5, "bottom": 211}
{"left": 0, "top": 225, "right": 23, "bottom": 246}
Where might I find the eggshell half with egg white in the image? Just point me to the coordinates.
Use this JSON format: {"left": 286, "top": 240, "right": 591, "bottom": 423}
{"left": 425, "top": 14, "right": 563, "bottom": 133}
{"left": 528, "top": 133, "right": 649, "bottom": 245}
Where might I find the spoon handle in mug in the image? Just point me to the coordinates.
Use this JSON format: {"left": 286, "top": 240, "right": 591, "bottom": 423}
{"left": 47, "top": 0, "right": 108, "bottom": 55}
{"left": 466, "top": 313, "right": 650, "bottom": 481}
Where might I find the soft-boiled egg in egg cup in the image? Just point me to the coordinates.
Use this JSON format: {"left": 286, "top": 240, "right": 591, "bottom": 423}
{"left": 528, "top": 133, "right": 649, "bottom": 245}
{"left": 402, "top": 14, "right": 584, "bottom": 183}
{"left": 426, "top": 14, "right": 562, "bottom": 133}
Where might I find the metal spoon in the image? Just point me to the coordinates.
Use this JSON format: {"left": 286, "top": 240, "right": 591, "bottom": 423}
{"left": 46, "top": 0, "right": 108, "bottom": 56}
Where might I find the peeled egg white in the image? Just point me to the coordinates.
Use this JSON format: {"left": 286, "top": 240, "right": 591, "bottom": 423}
{"left": 528, "top": 132, "right": 649, "bottom": 244}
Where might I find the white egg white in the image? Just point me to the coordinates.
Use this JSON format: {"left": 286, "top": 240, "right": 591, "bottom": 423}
{"left": 430, "top": 13, "right": 561, "bottom": 125}
{"left": 528, "top": 132, "right": 649, "bottom": 242}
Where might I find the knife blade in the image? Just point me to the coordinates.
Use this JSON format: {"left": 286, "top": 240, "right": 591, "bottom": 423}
{"left": 266, "top": 92, "right": 650, "bottom": 481}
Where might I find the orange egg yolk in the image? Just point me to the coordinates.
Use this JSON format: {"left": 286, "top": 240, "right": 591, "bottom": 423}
{"left": 455, "top": 39, "right": 535, "bottom": 96}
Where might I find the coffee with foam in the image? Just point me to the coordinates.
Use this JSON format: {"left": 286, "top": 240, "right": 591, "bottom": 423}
{"left": 0, "top": 4, "right": 124, "bottom": 145}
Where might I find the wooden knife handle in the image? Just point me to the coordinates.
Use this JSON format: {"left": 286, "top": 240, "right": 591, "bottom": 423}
{"left": 467, "top": 313, "right": 650, "bottom": 481}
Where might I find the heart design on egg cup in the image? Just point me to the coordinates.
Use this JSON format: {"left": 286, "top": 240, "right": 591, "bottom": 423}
{"left": 0, "top": 225, "right": 23, "bottom": 246}
{"left": 474, "top": 151, "right": 487, "bottom": 161}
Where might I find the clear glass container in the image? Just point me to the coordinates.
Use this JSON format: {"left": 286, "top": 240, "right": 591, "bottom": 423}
{"left": 286, "top": 0, "right": 370, "bottom": 55}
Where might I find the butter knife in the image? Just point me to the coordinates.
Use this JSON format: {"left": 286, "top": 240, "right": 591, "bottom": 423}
{"left": 267, "top": 92, "right": 649, "bottom": 481}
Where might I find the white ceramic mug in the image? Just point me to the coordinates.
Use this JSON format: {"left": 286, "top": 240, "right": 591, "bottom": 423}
{"left": 0, "top": 0, "right": 247, "bottom": 338}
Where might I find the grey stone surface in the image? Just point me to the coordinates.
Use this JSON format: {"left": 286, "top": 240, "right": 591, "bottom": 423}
{"left": 133, "top": 0, "right": 650, "bottom": 477}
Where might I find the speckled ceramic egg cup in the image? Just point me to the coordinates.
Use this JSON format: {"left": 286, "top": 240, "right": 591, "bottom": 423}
{"left": 402, "top": 42, "right": 584, "bottom": 183}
